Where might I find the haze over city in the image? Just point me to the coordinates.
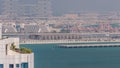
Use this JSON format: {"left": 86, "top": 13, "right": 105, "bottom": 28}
{"left": 53, "top": 0, "right": 120, "bottom": 15}
{"left": 0, "top": 0, "right": 120, "bottom": 16}
{"left": 1, "top": 0, "right": 120, "bottom": 68}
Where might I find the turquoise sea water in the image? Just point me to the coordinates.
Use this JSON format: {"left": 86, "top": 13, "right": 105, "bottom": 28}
{"left": 21, "top": 44, "right": 120, "bottom": 68}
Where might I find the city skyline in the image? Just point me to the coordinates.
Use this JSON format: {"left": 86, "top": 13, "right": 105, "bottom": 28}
{"left": 0, "top": 0, "right": 52, "bottom": 19}
{"left": 0, "top": 0, "right": 120, "bottom": 16}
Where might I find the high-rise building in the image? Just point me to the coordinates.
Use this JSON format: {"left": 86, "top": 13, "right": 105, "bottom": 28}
{"left": 0, "top": 23, "right": 34, "bottom": 68}
{"left": 36, "top": 0, "right": 52, "bottom": 17}
{"left": 2, "top": 0, "right": 19, "bottom": 20}
{"left": 2, "top": 0, "right": 52, "bottom": 20}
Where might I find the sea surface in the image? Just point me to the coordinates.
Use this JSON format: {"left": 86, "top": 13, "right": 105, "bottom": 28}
{"left": 21, "top": 44, "right": 120, "bottom": 68}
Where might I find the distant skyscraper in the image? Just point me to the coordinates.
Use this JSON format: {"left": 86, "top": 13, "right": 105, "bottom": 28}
{"left": 2, "top": 0, "right": 19, "bottom": 20}
{"left": 36, "top": 0, "right": 52, "bottom": 17}
{"left": 2, "top": 0, "right": 52, "bottom": 20}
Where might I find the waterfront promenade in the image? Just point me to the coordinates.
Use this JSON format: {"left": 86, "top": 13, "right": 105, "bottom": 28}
{"left": 20, "top": 40, "right": 120, "bottom": 48}
{"left": 4, "top": 32, "right": 120, "bottom": 47}
{"left": 20, "top": 39, "right": 120, "bottom": 44}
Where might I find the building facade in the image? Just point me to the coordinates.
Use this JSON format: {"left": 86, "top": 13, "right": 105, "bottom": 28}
{"left": 0, "top": 23, "right": 34, "bottom": 68}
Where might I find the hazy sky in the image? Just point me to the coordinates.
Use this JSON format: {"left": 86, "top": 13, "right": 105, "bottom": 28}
{"left": 53, "top": 0, "right": 120, "bottom": 15}
{"left": 1, "top": 0, "right": 120, "bottom": 15}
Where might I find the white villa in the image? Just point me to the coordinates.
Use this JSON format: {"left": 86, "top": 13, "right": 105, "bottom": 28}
{"left": 0, "top": 23, "right": 34, "bottom": 68}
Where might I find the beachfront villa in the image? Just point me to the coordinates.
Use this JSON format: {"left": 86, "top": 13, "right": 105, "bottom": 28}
{"left": 0, "top": 23, "right": 34, "bottom": 68}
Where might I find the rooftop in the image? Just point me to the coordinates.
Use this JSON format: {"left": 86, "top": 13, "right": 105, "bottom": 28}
{"left": 10, "top": 44, "right": 32, "bottom": 54}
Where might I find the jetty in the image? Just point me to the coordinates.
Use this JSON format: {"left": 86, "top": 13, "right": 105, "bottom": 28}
{"left": 57, "top": 41, "right": 120, "bottom": 48}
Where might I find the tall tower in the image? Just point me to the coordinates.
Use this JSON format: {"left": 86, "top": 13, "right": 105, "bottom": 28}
{"left": 36, "top": 0, "right": 52, "bottom": 17}
{"left": 2, "top": 0, "right": 53, "bottom": 20}
{"left": 18, "top": 4, "right": 37, "bottom": 18}
{"left": 2, "top": 0, "right": 19, "bottom": 20}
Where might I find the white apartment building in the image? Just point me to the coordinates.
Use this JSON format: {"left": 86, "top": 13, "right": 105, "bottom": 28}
{"left": 0, "top": 23, "right": 34, "bottom": 68}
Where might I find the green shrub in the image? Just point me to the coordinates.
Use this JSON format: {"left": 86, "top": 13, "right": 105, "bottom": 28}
{"left": 10, "top": 44, "right": 32, "bottom": 54}
{"left": 10, "top": 44, "right": 16, "bottom": 50}
{"left": 20, "top": 47, "right": 32, "bottom": 53}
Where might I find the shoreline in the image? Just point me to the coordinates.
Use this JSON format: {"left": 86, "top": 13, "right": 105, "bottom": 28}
{"left": 20, "top": 40, "right": 120, "bottom": 45}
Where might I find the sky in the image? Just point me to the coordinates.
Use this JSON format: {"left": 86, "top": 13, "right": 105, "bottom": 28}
{"left": 1, "top": 0, "right": 120, "bottom": 16}
{"left": 52, "top": 0, "right": 120, "bottom": 15}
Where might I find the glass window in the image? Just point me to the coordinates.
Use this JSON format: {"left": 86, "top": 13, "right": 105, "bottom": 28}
{"left": 16, "top": 64, "right": 19, "bottom": 68}
{"left": 21, "top": 63, "right": 28, "bottom": 68}
{"left": 0, "top": 64, "right": 3, "bottom": 68}
{"left": 9, "top": 64, "right": 14, "bottom": 68}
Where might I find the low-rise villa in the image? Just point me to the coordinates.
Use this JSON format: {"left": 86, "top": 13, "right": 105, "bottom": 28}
{"left": 0, "top": 23, "right": 34, "bottom": 68}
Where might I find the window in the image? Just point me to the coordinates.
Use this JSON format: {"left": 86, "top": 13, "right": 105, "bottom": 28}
{"left": 21, "top": 63, "right": 28, "bottom": 68}
{"left": 16, "top": 64, "right": 19, "bottom": 68}
{"left": 9, "top": 64, "right": 14, "bottom": 68}
{"left": 0, "top": 64, "right": 3, "bottom": 68}
{"left": 6, "top": 44, "right": 8, "bottom": 55}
